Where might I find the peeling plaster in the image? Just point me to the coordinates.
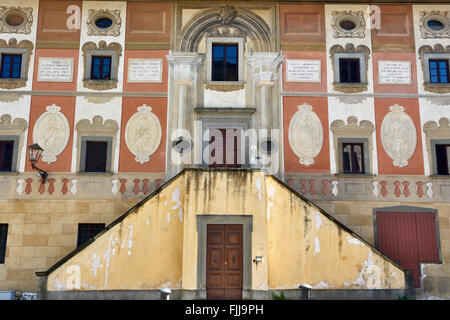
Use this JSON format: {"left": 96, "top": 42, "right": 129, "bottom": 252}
{"left": 313, "top": 211, "right": 322, "bottom": 231}
{"left": 255, "top": 177, "right": 262, "bottom": 201}
{"left": 267, "top": 185, "right": 275, "bottom": 221}
{"left": 171, "top": 187, "right": 184, "bottom": 222}
{"left": 90, "top": 253, "right": 100, "bottom": 276}
{"left": 313, "top": 281, "right": 329, "bottom": 288}
{"left": 346, "top": 236, "right": 363, "bottom": 246}
{"left": 314, "top": 236, "right": 320, "bottom": 256}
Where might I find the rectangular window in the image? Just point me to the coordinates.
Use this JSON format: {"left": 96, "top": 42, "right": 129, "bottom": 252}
{"left": 342, "top": 143, "right": 364, "bottom": 174}
{"left": 429, "top": 59, "right": 449, "bottom": 84}
{"left": 0, "top": 54, "right": 22, "bottom": 79}
{"left": 77, "top": 223, "right": 105, "bottom": 248}
{"left": 84, "top": 141, "right": 108, "bottom": 172}
{"left": 435, "top": 144, "right": 450, "bottom": 175}
{"left": 376, "top": 211, "right": 440, "bottom": 288}
{"left": 212, "top": 44, "right": 238, "bottom": 81}
{"left": 339, "top": 58, "right": 360, "bottom": 83}
{"left": 0, "top": 224, "right": 8, "bottom": 264}
{"left": 90, "top": 56, "right": 112, "bottom": 80}
{"left": 0, "top": 140, "right": 14, "bottom": 172}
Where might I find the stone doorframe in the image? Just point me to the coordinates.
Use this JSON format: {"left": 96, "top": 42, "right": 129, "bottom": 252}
{"left": 196, "top": 215, "right": 253, "bottom": 300}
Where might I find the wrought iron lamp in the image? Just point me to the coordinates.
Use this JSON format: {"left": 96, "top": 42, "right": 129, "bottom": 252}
{"left": 28, "top": 143, "right": 48, "bottom": 184}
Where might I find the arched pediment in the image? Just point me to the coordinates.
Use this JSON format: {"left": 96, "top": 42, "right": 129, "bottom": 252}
{"left": 179, "top": 5, "right": 273, "bottom": 52}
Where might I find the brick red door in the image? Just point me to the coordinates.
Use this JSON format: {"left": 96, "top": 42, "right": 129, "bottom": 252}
{"left": 376, "top": 211, "right": 440, "bottom": 287}
{"left": 206, "top": 224, "right": 243, "bottom": 299}
{"left": 208, "top": 129, "right": 241, "bottom": 168}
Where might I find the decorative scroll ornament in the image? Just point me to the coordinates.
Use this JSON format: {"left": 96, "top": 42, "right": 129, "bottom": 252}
{"left": 0, "top": 6, "right": 33, "bottom": 34}
{"left": 218, "top": 5, "right": 237, "bottom": 25}
{"left": 419, "top": 11, "right": 450, "bottom": 39}
{"left": 288, "top": 103, "right": 323, "bottom": 166}
{"left": 331, "top": 11, "right": 366, "bottom": 38}
{"left": 33, "top": 104, "right": 70, "bottom": 164}
{"left": 125, "top": 105, "right": 162, "bottom": 164}
{"left": 380, "top": 104, "right": 417, "bottom": 168}
{"left": 86, "top": 9, "right": 121, "bottom": 36}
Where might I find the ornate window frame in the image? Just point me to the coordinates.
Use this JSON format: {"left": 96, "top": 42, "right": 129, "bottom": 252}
{"left": 86, "top": 9, "right": 121, "bottom": 37}
{"left": 419, "top": 11, "right": 450, "bottom": 39}
{"left": 330, "top": 116, "right": 375, "bottom": 175}
{"left": 0, "top": 38, "right": 34, "bottom": 89}
{"left": 423, "top": 117, "right": 450, "bottom": 176}
{"left": 331, "top": 11, "right": 366, "bottom": 39}
{"left": 0, "top": 114, "right": 27, "bottom": 173}
{"left": 330, "top": 44, "right": 370, "bottom": 93}
{"left": 81, "top": 41, "right": 122, "bottom": 91}
{"left": 205, "top": 28, "right": 246, "bottom": 91}
{"left": 0, "top": 6, "right": 33, "bottom": 34}
{"left": 418, "top": 44, "right": 450, "bottom": 94}
{"left": 75, "top": 116, "right": 119, "bottom": 174}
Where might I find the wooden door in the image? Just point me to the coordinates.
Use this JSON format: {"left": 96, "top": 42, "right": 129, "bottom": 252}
{"left": 206, "top": 224, "right": 243, "bottom": 299}
{"left": 208, "top": 129, "right": 241, "bottom": 168}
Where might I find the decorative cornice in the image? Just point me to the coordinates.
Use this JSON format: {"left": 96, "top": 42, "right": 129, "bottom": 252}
{"left": 423, "top": 117, "right": 450, "bottom": 136}
{"left": 332, "top": 83, "right": 368, "bottom": 93}
{"left": 0, "top": 6, "right": 33, "bottom": 34}
{"left": 330, "top": 116, "right": 374, "bottom": 135}
{"left": 204, "top": 82, "right": 245, "bottom": 92}
{"left": 0, "top": 114, "right": 27, "bottom": 132}
{"left": 75, "top": 116, "right": 119, "bottom": 135}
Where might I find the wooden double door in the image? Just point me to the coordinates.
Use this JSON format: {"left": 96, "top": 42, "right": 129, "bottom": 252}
{"left": 206, "top": 224, "right": 243, "bottom": 300}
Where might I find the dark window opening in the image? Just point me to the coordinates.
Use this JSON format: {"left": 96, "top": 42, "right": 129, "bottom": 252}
{"left": 342, "top": 143, "right": 364, "bottom": 174}
{"left": 1, "top": 54, "right": 22, "bottom": 79}
{"left": 85, "top": 141, "right": 108, "bottom": 172}
{"left": 429, "top": 59, "right": 449, "bottom": 84}
{"left": 427, "top": 20, "right": 445, "bottom": 31}
{"left": 77, "top": 223, "right": 105, "bottom": 248}
{"left": 212, "top": 44, "right": 238, "bottom": 81}
{"left": 0, "top": 140, "right": 14, "bottom": 172}
{"left": 95, "top": 18, "right": 113, "bottom": 29}
{"left": 376, "top": 211, "right": 440, "bottom": 288}
{"left": 0, "top": 224, "right": 8, "bottom": 264}
{"left": 339, "top": 58, "right": 360, "bottom": 83}
{"left": 435, "top": 144, "right": 450, "bottom": 175}
{"left": 90, "top": 56, "right": 111, "bottom": 80}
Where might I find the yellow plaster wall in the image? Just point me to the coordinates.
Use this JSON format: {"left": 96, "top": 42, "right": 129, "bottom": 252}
{"left": 266, "top": 176, "right": 405, "bottom": 289}
{"left": 47, "top": 177, "right": 185, "bottom": 291}
{"left": 46, "top": 170, "right": 405, "bottom": 292}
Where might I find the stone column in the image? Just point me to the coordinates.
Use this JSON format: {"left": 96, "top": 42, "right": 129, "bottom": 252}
{"left": 166, "top": 52, "right": 203, "bottom": 177}
{"left": 247, "top": 52, "right": 284, "bottom": 172}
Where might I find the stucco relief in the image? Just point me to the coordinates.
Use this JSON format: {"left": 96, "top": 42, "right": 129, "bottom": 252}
{"left": 32, "top": 104, "right": 70, "bottom": 164}
{"left": 380, "top": 104, "right": 417, "bottom": 168}
{"left": 419, "top": 11, "right": 450, "bottom": 39}
{"left": 288, "top": 103, "right": 323, "bottom": 166}
{"left": 125, "top": 105, "right": 162, "bottom": 164}
{"left": 331, "top": 11, "right": 366, "bottom": 38}
{"left": 86, "top": 9, "right": 121, "bottom": 37}
{"left": 0, "top": 6, "right": 33, "bottom": 34}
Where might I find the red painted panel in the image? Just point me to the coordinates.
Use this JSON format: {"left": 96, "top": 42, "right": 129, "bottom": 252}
{"left": 374, "top": 98, "right": 424, "bottom": 175}
{"left": 376, "top": 211, "right": 439, "bottom": 288}
{"left": 283, "top": 96, "right": 329, "bottom": 173}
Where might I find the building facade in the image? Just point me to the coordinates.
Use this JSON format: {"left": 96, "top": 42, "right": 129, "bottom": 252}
{"left": 0, "top": 0, "right": 449, "bottom": 299}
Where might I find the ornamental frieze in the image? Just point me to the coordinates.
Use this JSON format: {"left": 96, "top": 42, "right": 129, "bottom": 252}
{"left": 125, "top": 105, "right": 162, "bottom": 164}
{"left": 380, "top": 104, "right": 417, "bottom": 168}
{"left": 288, "top": 103, "right": 323, "bottom": 166}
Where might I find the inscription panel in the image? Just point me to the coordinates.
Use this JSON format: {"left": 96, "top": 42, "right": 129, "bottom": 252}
{"left": 286, "top": 59, "right": 321, "bottom": 82}
{"left": 378, "top": 60, "right": 411, "bottom": 84}
{"left": 37, "top": 58, "right": 74, "bottom": 82}
{"left": 127, "top": 59, "right": 163, "bottom": 83}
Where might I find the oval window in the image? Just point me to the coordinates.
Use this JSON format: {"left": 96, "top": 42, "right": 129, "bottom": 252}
{"left": 5, "top": 14, "right": 24, "bottom": 27}
{"left": 95, "top": 17, "right": 113, "bottom": 29}
{"left": 427, "top": 19, "right": 445, "bottom": 31}
{"left": 339, "top": 19, "right": 357, "bottom": 31}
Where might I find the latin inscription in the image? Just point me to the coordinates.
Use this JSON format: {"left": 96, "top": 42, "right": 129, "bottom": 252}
{"left": 128, "top": 58, "right": 163, "bottom": 83}
{"left": 378, "top": 61, "right": 411, "bottom": 84}
{"left": 286, "top": 59, "right": 321, "bottom": 83}
{"left": 37, "top": 58, "right": 74, "bottom": 82}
